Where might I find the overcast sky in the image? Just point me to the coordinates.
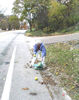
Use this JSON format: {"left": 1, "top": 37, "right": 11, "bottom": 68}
{"left": 0, "top": 0, "right": 15, "bottom": 15}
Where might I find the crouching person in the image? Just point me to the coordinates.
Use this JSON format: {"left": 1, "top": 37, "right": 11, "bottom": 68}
{"left": 31, "top": 40, "right": 46, "bottom": 67}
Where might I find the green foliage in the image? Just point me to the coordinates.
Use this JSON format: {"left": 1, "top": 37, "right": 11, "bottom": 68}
{"left": 8, "top": 15, "right": 20, "bottom": 30}
{"left": 0, "top": 13, "right": 8, "bottom": 30}
{"left": 47, "top": 0, "right": 79, "bottom": 32}
{"left": 43, "top": 27, "right": 51, "bottom": 33}
{"left": 0, "top": 14, "right": 20, "bottom": 30}
{"left": 0, "top": 19, "right": 8, "bottom": 30}
{"left": 48, "top": 0, "right": 66, "bottom": 17}
{"left": 60, "top": 23, "right": 79, "bottom": 33}
{"left": 12, "top": 0, "right": 22, "bottom": 15}
{"left": 13, "top": 0, "right": 79, "bottom": 33}
{"left": 12, "top": 0, "right": 49, "bottom": 31}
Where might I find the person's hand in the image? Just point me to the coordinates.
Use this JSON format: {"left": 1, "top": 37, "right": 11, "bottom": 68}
{"left": 33, "top": 54, "right": 36, "bottom": 57}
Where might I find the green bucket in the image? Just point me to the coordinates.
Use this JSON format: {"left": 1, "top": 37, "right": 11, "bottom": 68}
{"left": 33, "top": 62, "right": 43, "bottom": 70}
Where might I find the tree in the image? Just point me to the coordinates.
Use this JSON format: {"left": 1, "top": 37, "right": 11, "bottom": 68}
{"left": 0, "top": 12, "right": 9, "bottom": 30}
{"left": 12, "top": 0, "right": 23, "bottom": 16}
{"left": 12, "top": 0, "right": 79, "bottom": 32}
{"left": 8, "top": 15, "right": 20, "bottom": 30}
{"left": 12, "top": 0, "right": 49, "bottom": 31}
{"left": 48, "top": 0, "right": 67, "bottom": 31}
{"left": 0, "top": 19, "right": 8, "bottom": 30}
{"left": 48, "top": 0, "right": 79, "bottom": 31}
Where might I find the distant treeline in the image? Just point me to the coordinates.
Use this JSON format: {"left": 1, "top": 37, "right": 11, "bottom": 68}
{"left": 0, "top": 14, "right": 20, "bottom": 30}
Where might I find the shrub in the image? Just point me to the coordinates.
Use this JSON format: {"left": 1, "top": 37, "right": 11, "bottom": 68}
{"left": 43, "top": 27, "right": 51, "bottom": 33}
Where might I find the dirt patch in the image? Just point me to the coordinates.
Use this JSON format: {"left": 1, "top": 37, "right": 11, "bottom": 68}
{"left": 41, "top": 72, "right": 57, "bottom": 86}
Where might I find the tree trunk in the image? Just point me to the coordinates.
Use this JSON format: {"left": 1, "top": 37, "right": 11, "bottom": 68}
{"left": 29, "top": 21, "right": 32, "bottom": 31}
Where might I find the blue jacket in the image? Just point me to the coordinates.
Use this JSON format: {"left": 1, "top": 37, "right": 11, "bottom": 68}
{"left": 33, "top": 43, "right": 46, "bottom": 58}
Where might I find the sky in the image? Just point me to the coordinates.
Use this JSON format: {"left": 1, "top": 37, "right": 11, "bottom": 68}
{"left": 0, "top": 0, "right": 15, "bottom": 15}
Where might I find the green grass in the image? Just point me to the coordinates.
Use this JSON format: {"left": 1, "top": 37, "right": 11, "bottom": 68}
{"left": 25, "top": 29, "right": 47, "bottom": 37}
{"left": 25, "top": 29, "right": 65, "bottom": 37}
{"left": 46, "top": 41, "right": 79, "bottom": 100}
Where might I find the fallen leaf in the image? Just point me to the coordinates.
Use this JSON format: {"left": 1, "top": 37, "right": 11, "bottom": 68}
{"left": 62, "top": 69, "right": 64, "bottom": 72}
{"left": 56, "top": 72, "right": 59, "bottom": 75}
{"left": 22, "top": 88, "right": 29, "bottom": 90}
{"left": 71, "top": 86, "right": 75, "bottom": 89}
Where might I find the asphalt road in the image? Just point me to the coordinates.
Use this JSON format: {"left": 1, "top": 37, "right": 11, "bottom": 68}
{"left": 33, "top": 32, "right": 79, "bottom": 44}
{"left": 0, "top": 30, "right": 52, "bottom": 100}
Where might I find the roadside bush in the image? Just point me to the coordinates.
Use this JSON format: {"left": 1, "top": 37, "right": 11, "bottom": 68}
{"left": 43, "top": 27, "right": 51, "bottom": 33}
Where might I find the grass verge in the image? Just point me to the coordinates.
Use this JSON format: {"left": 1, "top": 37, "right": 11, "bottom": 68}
{"left": 25, "top": 29, "right": 79, "bottom": 37}
{"left": 25, "top": 30, "right": 46, "bottom": 37}
{"left": 45, "top": 41, "right": 79, "bottom": 100}
{"left": 25, "top": 24, "right": 79, "bottom": 37}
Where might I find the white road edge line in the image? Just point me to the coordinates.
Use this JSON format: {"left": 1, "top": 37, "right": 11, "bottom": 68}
{"left": 1, "top": 46, "right": 16, "bottom": 100}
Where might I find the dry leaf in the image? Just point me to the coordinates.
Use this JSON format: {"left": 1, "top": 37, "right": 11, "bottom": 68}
{"left": 22, "top": 88, "right": 29, "bottom": 90}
